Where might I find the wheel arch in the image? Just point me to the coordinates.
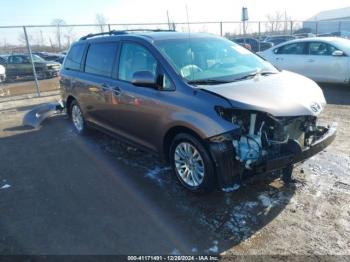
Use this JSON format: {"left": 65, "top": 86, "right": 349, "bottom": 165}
{"left": 162, "top": 125, "right": 207, "bottom": 162}
{"left": 66, "top": 95, "right": 77, "bottom": 116}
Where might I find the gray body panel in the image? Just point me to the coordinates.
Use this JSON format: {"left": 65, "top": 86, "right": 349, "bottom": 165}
{"left": 198, "top": 70, "right": 326, "bottom": 117}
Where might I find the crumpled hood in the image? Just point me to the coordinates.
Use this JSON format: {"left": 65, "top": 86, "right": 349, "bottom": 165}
{"left": 198, "top": 70, "right": 326, "bottom": 117}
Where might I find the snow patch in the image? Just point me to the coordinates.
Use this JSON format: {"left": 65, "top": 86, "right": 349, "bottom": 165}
{"left": 1, "top": 184, "right": 10, "bottom": 189}
{"left": 207, "top": 240, "right": 219, "bottom": 253}
{"left": 244, "top": 201, "right": 259, "bottom": 209}
{"left": 258, "top": 194, "right": 272, "bottom": 207}
{"left": 144, "top": 166, "right": 170, "bottom": 186}
{"left": 171, "top": 248, "right": 181, "bottom": 255}
{"left": 222, "top": 184, "right": 240, "bottom": 192}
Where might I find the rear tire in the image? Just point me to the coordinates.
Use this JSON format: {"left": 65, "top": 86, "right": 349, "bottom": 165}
{"left": 69, "top": 100, "right": 88, "bottom": 135}
{"left": 169, "top": 133, "right": 216, "bottom": 194}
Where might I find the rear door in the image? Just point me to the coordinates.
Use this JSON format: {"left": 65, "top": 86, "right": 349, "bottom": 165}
{"left": 305, "top": 41, "right": 349, "bottom": 83}
{"left": 60, "top": 43, "right": 86, "bottom": 108}
{"left": 78, "top": 41, "right": 119, "bottom": 126}
{"left": 271, "top": 42, "right": 307, "bottom": 75}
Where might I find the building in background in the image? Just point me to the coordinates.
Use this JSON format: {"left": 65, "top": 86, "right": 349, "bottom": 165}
{"left": 303, "top": 6, "right": 350, "bottom": 37}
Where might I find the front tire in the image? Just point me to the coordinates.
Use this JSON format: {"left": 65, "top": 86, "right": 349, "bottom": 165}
{"left": 70, "top": 100, "right": 87, "bottom": 134}
{"left": 169, "top": 133, "right": 216, "bottom": 194}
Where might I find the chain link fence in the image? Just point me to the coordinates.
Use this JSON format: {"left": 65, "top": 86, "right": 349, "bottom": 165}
{"left": 0, "top": 20, "right": 349, "bottom": 101}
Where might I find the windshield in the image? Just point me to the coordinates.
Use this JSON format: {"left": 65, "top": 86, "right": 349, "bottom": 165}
{"left": 31, "top": 54, "right": 45, "bottom": 62}
{"left": 155, "top": 37, "right": 277, "bottom": 83}
{"left": 333, "top": 38, "right": 350, "bottom": 55}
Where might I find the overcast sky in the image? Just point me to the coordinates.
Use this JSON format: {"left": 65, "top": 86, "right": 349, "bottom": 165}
{"left": 0, "top": 0, "right": 350, "bottom": 26}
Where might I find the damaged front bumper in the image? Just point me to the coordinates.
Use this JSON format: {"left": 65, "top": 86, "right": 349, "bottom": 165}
{"left": 254, "top": 122, "right": 337, "bottom": 174}
{"left": 23, "top": 101, "right": 65, "bottom": 128}
{"left": 208, "top": 122, "right": 337, "bottom": 189}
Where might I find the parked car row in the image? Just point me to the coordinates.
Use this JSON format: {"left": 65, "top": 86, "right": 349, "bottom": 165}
{"left": 317, "top": 31, "right": 350, "bottom": 39}
{"left": 231, "top": 37, "right": 273, "bottom": 52}
{"left": 229, "top": 32, "right": 349, "bottom": 53}
{"left": 0, "top": 53, "right": 61, "bottom": 81}
{"left": 32, "top": 51, "right": 65, "bottom": 64}
{"left": 231, "top": 34, "right": 312, "bottom": 52}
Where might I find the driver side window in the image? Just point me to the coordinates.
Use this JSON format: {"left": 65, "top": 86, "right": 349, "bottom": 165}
{"left": 308, "top": 42, "right": 338, "bottom": 56}
{"left": 118, "top": 43, "right": 157, "bottom": 82}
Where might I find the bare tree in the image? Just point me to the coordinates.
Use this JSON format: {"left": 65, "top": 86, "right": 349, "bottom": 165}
{"left": 39, "top": 30, "right": 45, "bottom": 46}
{"left": 17, "top": 31, "right": 33, "bottom": 46}
{"left": 95, "top": 14, "right": 108, "bottom": 33}
{"left": 265, "top": 11, "right": 285, "bottom": 33}
{"left": 64, "top": 27, "right": 76, "bottom": 48}
{"left": 51, "top": 18, "right": 66, "bottom": 50}
{"left": 49, "top": 37, "right": 54, "bottom": 51}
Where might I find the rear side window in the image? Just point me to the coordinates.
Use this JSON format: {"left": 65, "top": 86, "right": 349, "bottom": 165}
{"left": 64, "top": 44, "right": 85, "bottom": 71}
{"left": 85, "top": 42, "right": 118, "bottom": 77}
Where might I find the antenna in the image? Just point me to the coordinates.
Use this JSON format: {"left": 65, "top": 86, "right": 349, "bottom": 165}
{"left": 185, "top": 5, "right": 191, "bottom": 34}
{"left": 166, "top": 10, "right": 171, "bottom": 30}
{"left": 185, "top": 5, "right": 194, "bottom": 81}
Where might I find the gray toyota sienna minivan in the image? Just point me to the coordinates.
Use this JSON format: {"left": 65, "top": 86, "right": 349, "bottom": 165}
{"left": 60, "top": 30, "right": 336, "bottom": 193}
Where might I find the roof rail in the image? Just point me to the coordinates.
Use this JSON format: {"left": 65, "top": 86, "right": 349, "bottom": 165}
{"left": 79, "top": 29, "right": 176, "bottom": 40}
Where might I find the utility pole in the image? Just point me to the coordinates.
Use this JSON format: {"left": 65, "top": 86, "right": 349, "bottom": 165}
{"left": 241, "top": 7, "right": 248, "bottom": 36}
{"left": 23, "top": 26, "right": 40, "bottom": 97}
{"left": 285, "top": 10, "right": 287, "bottom": 34}
{"left": 166, "top": 10, "right": 171, "bottom": 30}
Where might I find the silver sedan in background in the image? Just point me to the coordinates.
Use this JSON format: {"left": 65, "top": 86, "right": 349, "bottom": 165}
{"left": 260, "top": 37, "right": 350, "bottom": 84}
{"left": 0, "top": 64, "right": 6, "bottom": 83}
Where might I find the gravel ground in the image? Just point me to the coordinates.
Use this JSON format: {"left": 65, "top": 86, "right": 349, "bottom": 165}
{"left": 0, "top": 84, "right": 349, "bottom": 257}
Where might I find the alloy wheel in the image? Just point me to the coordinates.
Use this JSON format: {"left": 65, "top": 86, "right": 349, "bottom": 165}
{"left": 174, "top": 142, "right": 205, "bottom": 187}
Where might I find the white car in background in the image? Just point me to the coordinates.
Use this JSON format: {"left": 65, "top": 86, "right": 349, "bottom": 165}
{"left": 0, "top": 64, "right": 5, "bottom": 83}
{"left": 260, "top": 37, "right": 350, "bottom": 84}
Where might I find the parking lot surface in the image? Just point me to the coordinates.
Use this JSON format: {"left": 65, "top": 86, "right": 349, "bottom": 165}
{"left": 0, "top": 84, "right": 349, "bottom": 256}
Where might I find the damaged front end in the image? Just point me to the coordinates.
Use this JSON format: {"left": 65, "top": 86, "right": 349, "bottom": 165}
{"left": 208, "top": 106, "right": 337, "bottom": 189}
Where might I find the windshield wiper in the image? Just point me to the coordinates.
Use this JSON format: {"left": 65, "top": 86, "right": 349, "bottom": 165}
{"left": 187, "top": 79, "right": 232, "bottom": 85}
{"left": 233, "top": 71, "right": 278, "bottom": 82}
{"left": 187, "top": 71, "right": 278, "bottom": 85}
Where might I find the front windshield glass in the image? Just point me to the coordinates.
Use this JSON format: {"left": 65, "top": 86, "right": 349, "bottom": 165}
{"left": 333, "top": 38, "right": 350, "bottom": 55}
{"left": 155, "top": 37, "right": 277, "bottom": 82}
{"left": 31, "top": 54, "right": 45, "bottom": 62}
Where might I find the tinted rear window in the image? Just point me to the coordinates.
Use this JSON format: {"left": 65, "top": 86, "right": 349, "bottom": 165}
{"left": 85, "top": 42, "right": 118, "bottom": 77}
{"left": 64, "top": 44, "right": 85, "bottom": 71}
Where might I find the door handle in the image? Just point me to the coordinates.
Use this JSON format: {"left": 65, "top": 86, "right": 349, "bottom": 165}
{"left": 101, "top": 83, "right": 109, "bottom": 90}
{"left": 101, "top": 83, "right": 121, "bottom": 95}
{"left": 113, "top": 86, "right": 121, "bottom": 95}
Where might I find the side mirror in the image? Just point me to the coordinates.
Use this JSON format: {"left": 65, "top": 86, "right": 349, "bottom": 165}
{"left": 131, "top": 71, "right": 157, "bottom": 88}
{"left": 332, "top": 50, "right": 344, "bottom": 56}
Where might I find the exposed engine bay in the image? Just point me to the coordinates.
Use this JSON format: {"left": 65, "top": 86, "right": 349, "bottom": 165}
{"left": 215, "top": 107, "right": 325, "bottom": 170}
